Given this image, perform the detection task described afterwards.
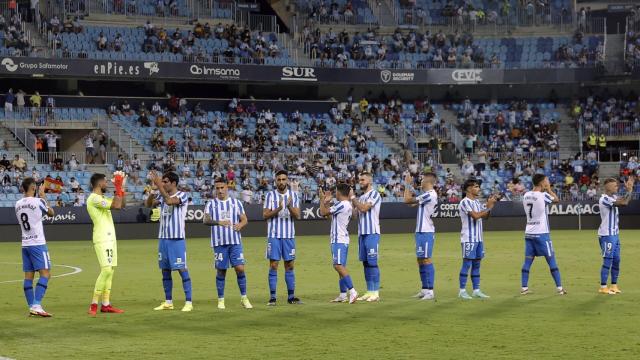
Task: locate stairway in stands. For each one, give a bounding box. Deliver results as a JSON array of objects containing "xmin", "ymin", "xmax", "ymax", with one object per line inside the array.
[
  {"xmin": 557, "ymin": 105, "xmax": 581, "ymax": 160},
  {"xmin": 0, "ymin": 124, "xmax": 34, "ymax": 160}
]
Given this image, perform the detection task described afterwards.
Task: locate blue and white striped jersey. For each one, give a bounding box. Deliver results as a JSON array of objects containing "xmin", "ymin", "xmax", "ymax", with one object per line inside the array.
[
  {"xmin": 156, "ymin": 191, "xmax": 189, "ymax": 239},
  {"xmin": 459, "ymin": 197, "xmax": 485, "ymax": 243},
  {"xmin": 523, "ymin": 191, "xmax": 553, "ymax": 234},
  {"xmin": 330, "ymin": 200, "xmax": 352, "ymax": 244},
  {"xmin": 415, "ymin": 189, "xmax": 438, "ymax": 233},
  {"xmin": 15, "ymin": 197, "xmax": 48, "ymax": 246},
  {"xmin": 263, "ymin": 189, "xmax": 299, "ymax": 239},
  {"xmin": 205, "ymin": 197, "xmax": 245, "ymax": 246},
  {"xmin": 357, "ymin": 189, "xmax": 381, "ymax": 235},
  {"xmin": 598, "ymin": 194, "xmax": 619, "ymax": 236}
]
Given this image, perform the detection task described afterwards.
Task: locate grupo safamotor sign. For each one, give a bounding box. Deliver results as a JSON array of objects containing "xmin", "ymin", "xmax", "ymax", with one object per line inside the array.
[
  {"xmin": 0, "ymin": 202, "xmax": 636, "ymax": 226},
  {"xmin": 0, "ymin": 57, "xmax": 598, "ymax": 84}
]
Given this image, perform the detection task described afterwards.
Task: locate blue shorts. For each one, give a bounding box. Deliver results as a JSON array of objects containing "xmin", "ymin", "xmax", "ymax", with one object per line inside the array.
[
  {"xmin": 415, "ymin": 232, "xmax": 435, "ymax": 259},
  {"xmin": 22, "ymin": 245, "xmax": 51, "ymax": 272},
  {"xmin": 461, "ymin": 242, "xmax": 484, "ymax": 260},
  {"xmin": 158, "ymin": 238, "xmax": 187, "ymax": 270},
  {"xmin": 525, "ymin": 233, "xmax": 554, "ymax": 257},
  {"xmin": 358, "ymin": 234, "xmax": 380, "ymax": 266},
  {"xmin": 331, "ymin": 243, "xmax": 349, "ymax": 265},
  {"xmin": 599, "ymin": 235, "xmax": 620, "ymax": 259},
  {"xmin": 266, "ymin": 238, "xmax": 296, "ymax": 261},
  {"xmin": 214, "ymin": 244, "xmax": 245, "ymax": 269}
]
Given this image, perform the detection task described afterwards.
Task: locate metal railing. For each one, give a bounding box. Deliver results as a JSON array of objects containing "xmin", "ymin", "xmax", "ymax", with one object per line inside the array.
[
  {"xmin": 389, "ymin": 3, "xmax": 585, "ymax": 34},
  {"xmin": 581, "ymin": 121, "xmax": 640, "ymax": 138},
  {"xmin": 474, "ymin": 151, "xmax": 559, "ymax": 163},
  {"xmin": 34, "ymin": 150, "xmax": 122, "ymax": 165},
  {"xmin": 144, "ymin": 147, "xmax": 390, "ymax": 165},
  {"xmin": 96, "ymin": 116, "xmax": 139, "ymax": 160},
  {"xmin": 311, "ymin": 55, "xmax": 605, "ymax": 70},
  {"xmin": 3, "ymin": 125, "xmax": 37, "ymax": 159},
  {"xmin": 620, "ymin": 150, "xmax": 640, "ymax": 164},
  {"xmin": 0, "ymin": 107, "xmax": 99, "ymax": 128},
  {"xmin": 407, "ymin": 123, "xmax": 451, "ymax": 141},
  {"xmin": 415, "ymin": 151, "xmax": 440, "ymax": 165},
  {"xmin": 40, "ymin": 0, "xmax": 238, "ymax": 25}
]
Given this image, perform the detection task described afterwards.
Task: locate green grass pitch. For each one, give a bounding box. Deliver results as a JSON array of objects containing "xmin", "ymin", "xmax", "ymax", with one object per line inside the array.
[{"xmin": 1, "ymin": 230, "xmax": 640, "ymax": 359}]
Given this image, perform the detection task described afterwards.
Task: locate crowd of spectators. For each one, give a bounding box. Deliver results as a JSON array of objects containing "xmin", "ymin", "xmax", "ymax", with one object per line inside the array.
[
  {"xmin": 108, "ymin": 95, "xmax": 381, "ymax": 160},
  {"xmin": 570, "ymin": 91, "xmax": 640, "ymax": 138},
  {"xmin": 303, "ymin": 26, "xmax": 498, "ymax": 69},
  {"xmin": 625, "ymin": 9, "xmax": 640, "ymax": 72},
  {"xmin": 305, "ymin": 0, "xmax": 359, "ymax": 24},
  {"xmin": 456, "ymin": 99, "xmax": 560, "ymax": 156},
  {"xmin": 1, "ymin": 12, "xmax": 31, "ymax": 53},
  {"xmin": 554, "ymin": 30, "xmax": 604, "ymax": 67}
]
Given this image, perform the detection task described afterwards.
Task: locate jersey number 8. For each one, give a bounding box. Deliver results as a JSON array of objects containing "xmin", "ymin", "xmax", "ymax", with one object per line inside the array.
[{"xmin": 20, "ymin": 213, "xmax": 31, "ymax": 231}]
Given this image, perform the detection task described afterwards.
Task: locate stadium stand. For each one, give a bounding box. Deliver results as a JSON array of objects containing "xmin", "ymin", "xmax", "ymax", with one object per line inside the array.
[
  {"xmin": 47, "ymin": 21, "xmax": 294, "ymax": 65},
  {"xmin": 298, "ymin": 0, "xmax": 379, "ymax": 25},
  {"xmin": 391, "ymin": 0, "xmax": 574, "ymax": 27},
  {"xmin": 303, "ymin": 26, "xmax": 604, "ymax": 69}
]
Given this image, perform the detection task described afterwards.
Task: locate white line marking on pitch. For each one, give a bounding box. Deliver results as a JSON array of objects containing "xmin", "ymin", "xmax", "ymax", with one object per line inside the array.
[
  {"xmin": 0, "ymin": 262, "xmax": 83, "ymax": 284},
  {"xmin": 1, "ymin": 357, "xmax": 17, "ymax": 360}
]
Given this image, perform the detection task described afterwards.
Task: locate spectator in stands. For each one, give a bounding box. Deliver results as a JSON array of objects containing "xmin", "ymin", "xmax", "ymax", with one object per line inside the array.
[
  {"xmin": 113, "ymin": 33, "xmax": 124, "ymax": 51},
  {"xmin": 138, "ymin": 110, "xmax": 150, "ymax": 127},
  {"xmin": 49, "ymin": 15, "xmax": 61, "ymax": 34},
  {"xmin": 11, "ymin": 154, "xmax": 26, "ymax": 172},
  {"xmin": 69, "ymin": 177, "xmax": 80, "ymax": 193},
  {"xmin": 0, "ymin": 155, "xmax": 11, "ymax": 170},
  {"xmin": 4, "ymin": 88, "xmax": 14, "ymax": 113},
  {"xmin": 53, "ymin": 156, "xmax": 64, "ymax": 171},
  {"xmin": 96, "ymin": 31, "xmax": 108, "ymax": 50}
]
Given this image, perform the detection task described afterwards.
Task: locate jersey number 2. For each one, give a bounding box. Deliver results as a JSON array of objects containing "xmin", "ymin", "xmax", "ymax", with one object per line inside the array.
[{"xmin": 20, "ymin": 213, "xmax": 31, "ymax": 231}]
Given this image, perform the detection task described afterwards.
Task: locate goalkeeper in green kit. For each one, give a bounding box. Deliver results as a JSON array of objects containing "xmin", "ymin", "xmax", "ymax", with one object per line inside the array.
[{"xmin": 86, "ymin": 171, "xmax": 127, "ymax": 316}]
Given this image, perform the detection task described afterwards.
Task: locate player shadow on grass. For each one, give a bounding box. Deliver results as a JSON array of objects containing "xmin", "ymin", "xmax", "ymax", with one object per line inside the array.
[{"xmin": 469, "ymin": 296, "xmax": 551, "ymax": 319}]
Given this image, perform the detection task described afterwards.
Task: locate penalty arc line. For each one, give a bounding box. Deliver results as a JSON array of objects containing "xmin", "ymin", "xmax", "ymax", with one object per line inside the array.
[{"xmin": 0, "ymin": 262, "xmax": 83, "ymax": 284}]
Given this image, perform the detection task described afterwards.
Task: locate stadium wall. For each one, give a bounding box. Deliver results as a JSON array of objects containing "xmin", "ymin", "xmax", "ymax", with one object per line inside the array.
[
  {"xmin": 2, "ymin": 201, "xmax": 640, "ymax": 241},
  {"xmin": 2, "ymin": 216, "xmax": 640, "ymax": 242}
]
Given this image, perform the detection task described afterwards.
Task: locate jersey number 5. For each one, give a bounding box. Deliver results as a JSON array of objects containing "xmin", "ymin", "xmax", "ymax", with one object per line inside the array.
[{"xmin": 20, "ymin": 213, "xmax": 31, "ymax": 231}]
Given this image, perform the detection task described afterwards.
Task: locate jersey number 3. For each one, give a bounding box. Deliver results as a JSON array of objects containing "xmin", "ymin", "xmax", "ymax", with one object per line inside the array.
[{"xmin": 20, "ymin": 213, "xmax": 31, "ymax": 231}]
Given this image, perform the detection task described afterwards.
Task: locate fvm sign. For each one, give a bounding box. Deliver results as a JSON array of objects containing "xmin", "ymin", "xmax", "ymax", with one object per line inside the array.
[
  {"xmin": 451, "ymin": 69, "xmax": 483, "ymax": 84},
  {"xmin": 281, "ymin": 67, "xmax": 317, "ymax": 82}
]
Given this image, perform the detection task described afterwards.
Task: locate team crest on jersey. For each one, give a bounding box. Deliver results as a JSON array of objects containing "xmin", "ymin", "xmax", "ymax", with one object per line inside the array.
[{"xmin": 176, "ymin": 257, "xmax": 182, "ymax": 264}]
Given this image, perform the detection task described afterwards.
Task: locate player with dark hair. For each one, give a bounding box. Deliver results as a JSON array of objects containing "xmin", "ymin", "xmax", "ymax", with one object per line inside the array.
[
  {"xmin": 146, "ymin": 171, "xmax": 193, "ymax": 312},
  {"xmin": 320, "ymin": 183, "xmax": 358, "ymax": 304},
  {"xmin": 352, "ymin": 172, "xmax": 382, "ymax": 302},
  {"xmin": 404, "ymin": 172, "xmax": 438, "ymax": 300},
  {"xmin": 86, "ymin": 171, "xmax": 127, "ymax": 316},
  {"xmin": 15, "ymin": 177, "xmax": 55, "ymax": 317},
  {"xmin": 521, "ymin": 174, "xmax": 566, "ymax": 295},
  {"xmin": 597, "ymin": 176, "xmax": 635, "ymax": 294},
  {"xmin": 204, "ymin": 177, "xmax": 252, "ymax": 309},
  {"xmin": 263, "ymin": 170, "xmax": 302, "ymax": 305},
  {"xmin": 458, "ymin": 179, "xmax": 497, "ymax": 299}
]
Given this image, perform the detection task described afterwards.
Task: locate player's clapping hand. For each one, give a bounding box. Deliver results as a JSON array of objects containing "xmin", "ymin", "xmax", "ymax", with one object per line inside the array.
[
  {"xmin": 111, "ymin": 171, "xmax": 127, "ymax": 188},
  {"xmin": 218, "ymin": 220, "xmax": 231, "ymax": 227},
  {"xmin": 625, "ymin": 176, "xmax": 635, "ymax": 193},
  {"xmin": 286, "ymin": 196, "xmax": 293, "ymax": 208},
  {"xmin": 486, "ymin": 195, "xmax": 498, "ymax": 208},
  {"xmin": 38, "ymin": 183, "xmax": 46, "ymax": 199},
  {"xmin": 232, "ymin": 223, "xmax": 243, "ymax": 231},
  {"xmin": 150, "ymin": 171, "xmax": 162, "ymax": 187},
  {"xmin": 404, "ymin": 174, "xmax": 413, "ymax": 186}
]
